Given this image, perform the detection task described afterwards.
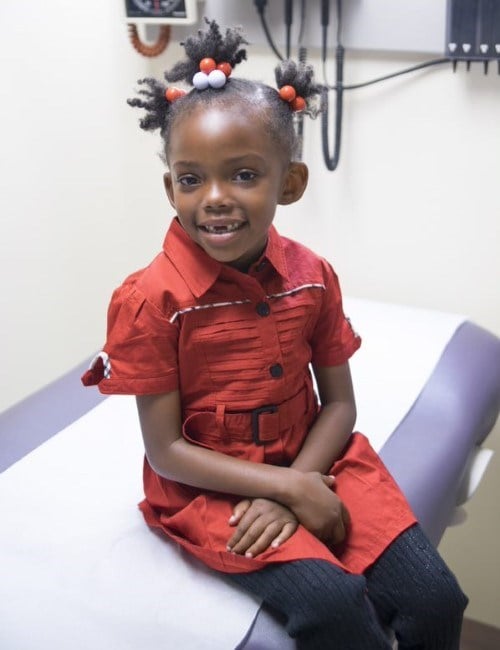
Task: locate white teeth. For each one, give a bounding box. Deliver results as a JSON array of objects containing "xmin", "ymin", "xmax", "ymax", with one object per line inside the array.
[{"xmin": 203, "ymin": 223, "xmax": 242, "ymax": 234}]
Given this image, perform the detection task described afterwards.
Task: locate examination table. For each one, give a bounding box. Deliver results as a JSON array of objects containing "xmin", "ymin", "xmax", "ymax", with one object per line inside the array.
[{"xmin": 1, "ymin": 298, "xmax": 499, "ymax": 650}]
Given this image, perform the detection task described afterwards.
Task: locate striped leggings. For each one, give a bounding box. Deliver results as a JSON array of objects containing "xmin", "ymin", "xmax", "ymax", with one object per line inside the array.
[{"xmin": 228, "ymin": 524, "xmax": 468, "ymax": 650}]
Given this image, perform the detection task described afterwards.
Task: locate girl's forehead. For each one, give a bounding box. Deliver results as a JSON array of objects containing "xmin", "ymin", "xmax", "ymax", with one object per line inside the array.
[
  {"xmin": 175, "ymin": 102, "xmax": 267, "ymax": 133},
  {"xmin": 166, "ymin": 99, "xmax": 292, "ymax": 165},
  {"xmin": 170, "ymin": 104, "xmax": 275, "ymax": 154}
]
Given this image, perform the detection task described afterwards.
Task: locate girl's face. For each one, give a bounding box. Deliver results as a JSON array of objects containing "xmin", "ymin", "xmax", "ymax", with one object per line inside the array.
[{"xmin": 163, "ymin": 104, "xmax": 307, "ymax": 272}]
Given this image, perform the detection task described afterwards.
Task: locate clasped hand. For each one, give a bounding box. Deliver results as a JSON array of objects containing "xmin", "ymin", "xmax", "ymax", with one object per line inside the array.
[
  {"xmin": 227, "ymin": 472, "xmax": 350, "ymax": 558},
  {"xmin": 227, "ymin": 497, "xmax": 298, "ymax": 558}
]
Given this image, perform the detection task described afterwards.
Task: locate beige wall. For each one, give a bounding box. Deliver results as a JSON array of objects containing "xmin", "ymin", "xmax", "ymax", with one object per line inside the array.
[{"xmin": 1, "ymin": 0, "xmax": 499, "ymax": 627}]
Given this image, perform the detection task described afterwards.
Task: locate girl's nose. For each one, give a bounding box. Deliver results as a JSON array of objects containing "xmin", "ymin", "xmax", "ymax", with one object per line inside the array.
[{"xmin": 204, "ymin": 180, "xmax": 230, "ymax": 210}]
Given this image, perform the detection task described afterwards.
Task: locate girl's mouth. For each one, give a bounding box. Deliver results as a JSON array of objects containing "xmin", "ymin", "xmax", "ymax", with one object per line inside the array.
[{"xmin": 199, "ymin": 222, "xmax": 245, "ymax": 234}]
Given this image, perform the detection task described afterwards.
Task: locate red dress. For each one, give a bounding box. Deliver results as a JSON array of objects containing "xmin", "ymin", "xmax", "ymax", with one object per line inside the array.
[{"xmin": 83, "ymin": 218, "xmax": 416, "ymax": 574}]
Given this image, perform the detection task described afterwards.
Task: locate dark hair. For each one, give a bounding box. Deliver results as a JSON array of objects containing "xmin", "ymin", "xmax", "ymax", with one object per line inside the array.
[{"xmin": 127, "ymin": 18, "xmax": 321, "ymax": 162}]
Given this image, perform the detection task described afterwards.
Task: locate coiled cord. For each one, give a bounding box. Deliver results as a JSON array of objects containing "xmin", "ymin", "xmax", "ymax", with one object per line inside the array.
[{"xmin": 128, "ymin": 24, "xmax": 171, "ymax": 58}]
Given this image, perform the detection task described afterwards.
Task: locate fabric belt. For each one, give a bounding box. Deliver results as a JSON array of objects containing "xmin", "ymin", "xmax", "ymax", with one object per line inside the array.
[{"xmin": 185, "ymin": 385, "xmax": 311, "ymax": 446}]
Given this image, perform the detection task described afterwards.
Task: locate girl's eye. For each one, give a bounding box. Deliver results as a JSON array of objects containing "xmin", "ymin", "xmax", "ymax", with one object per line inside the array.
[
  {"xmin": 234, "ymin": 170, "xmax": 257, "ymax": 182},
  {"xmin": 177, "ymin": 175, "xmax": 200, "ymax": 187}
]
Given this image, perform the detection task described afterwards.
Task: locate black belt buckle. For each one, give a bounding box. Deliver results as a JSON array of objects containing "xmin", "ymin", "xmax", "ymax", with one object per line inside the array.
[{"xmin": 251, "ymin": 405, "xmax": 278, "ymax": 445}]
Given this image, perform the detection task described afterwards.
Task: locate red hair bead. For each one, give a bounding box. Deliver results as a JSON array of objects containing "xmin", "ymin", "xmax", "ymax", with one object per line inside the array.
[
  {"xmin": 199, "ymin": 57, "xmax": 216, "ymax": 74},
  {"xmin": 165, "ymin": 87, "xmax": 186, "ymax": 102},
  {"xmin": 279, "ymin": 85, "xmax": 297, "ymax": 103},
  {"xmin": 291, "ymin": 96, "xmax": 306, "ymax": 112},
  {"xmin": 216, "ymin": 62, "xmax": 232, "ymax": 77}
]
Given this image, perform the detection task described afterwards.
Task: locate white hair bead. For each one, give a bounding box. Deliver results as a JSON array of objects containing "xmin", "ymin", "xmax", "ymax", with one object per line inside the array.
[
  {"xmin": 193, "ymin": 71, "xmax": 209, "ymax": 90},
  {"xmin": 208, "ymin": 69, "xmax": 227, "ymax": 89}
]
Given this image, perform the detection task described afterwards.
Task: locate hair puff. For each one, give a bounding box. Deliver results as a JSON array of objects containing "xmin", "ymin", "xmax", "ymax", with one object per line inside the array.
[
  {"xmin": 165, "ymin": 17, "xmax": 248, "ymax": 84},
  {"xmin": 275, "ymin": 60, "xmax": 322, "ymax": 115},
  {"xmin": 126, "ymin": 77, "xmax": 169, "ymax": 135}
]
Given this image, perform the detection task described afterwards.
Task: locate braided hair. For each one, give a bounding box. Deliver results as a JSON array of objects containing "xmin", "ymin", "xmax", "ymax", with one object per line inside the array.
[{"xmin": 127, "ymin": 18, "xmax": 321, "ymax": 162}]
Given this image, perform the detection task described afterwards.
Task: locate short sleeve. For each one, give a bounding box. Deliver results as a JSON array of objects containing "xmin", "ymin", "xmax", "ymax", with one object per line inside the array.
[
  {"xmin": 310, "ymin": 262, "xmax": 361, "ymax": 367},
  {"xmin": 82, "ymin": 280, "xmax": 179, "ymax": 395}
]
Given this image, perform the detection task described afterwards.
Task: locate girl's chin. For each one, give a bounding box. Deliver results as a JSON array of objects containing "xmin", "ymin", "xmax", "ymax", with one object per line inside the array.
[
  {"xmin": 195, "ymin": 229, "xmax": 266, "ymax": 271},
  {"xmin": 203, "ymin": 248, "xmax": 257, "ymax": 272}
]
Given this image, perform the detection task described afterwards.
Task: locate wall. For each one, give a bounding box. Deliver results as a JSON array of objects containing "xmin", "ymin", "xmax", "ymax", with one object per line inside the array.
[
  {"xmin": 1, "ymin": 0, "xmax": 499, "ymax": 627},
  {"xmin": 0, "ymin": 1, "xmax": 173, "ymax": 411}
]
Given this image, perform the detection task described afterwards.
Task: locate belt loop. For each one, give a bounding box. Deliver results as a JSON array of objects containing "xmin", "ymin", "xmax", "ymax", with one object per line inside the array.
[{"xmin": 216, "ymin": 404, "xmax": 227, "ymax": 435}]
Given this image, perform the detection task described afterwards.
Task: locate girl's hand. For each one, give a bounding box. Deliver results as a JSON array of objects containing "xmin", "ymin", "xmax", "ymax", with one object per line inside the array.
[
  {"xmin": 227, "ymin": 498, "xmax": 298, "ymax": 558},
  {"xmin": 287, "ymin": 472, "xmax": 350, "ymax": 546}
]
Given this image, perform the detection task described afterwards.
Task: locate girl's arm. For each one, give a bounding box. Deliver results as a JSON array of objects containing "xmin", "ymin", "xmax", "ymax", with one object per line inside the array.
[
  {"xmin": 291, "ymin": 362, "xmax": 356, "ymax": 474},
  {"xmin": 227, "ymin": 363, "xmax": 355, "ymax": 554},
  {"xmin": 136, "ymin": 391, "xmax": 334, "ymax": 510}
]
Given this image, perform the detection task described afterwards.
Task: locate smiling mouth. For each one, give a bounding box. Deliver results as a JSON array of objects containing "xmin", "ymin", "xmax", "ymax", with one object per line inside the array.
[{"xmin": 199, "ymin": 222, "xmax": 246, "ymax": 234}]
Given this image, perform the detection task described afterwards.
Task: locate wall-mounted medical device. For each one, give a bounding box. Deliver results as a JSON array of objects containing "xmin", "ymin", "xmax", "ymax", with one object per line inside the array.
[
  {"xmin": 446, "ymin": 0, "xmax": 500, "ymax": 71},
  {"xmin": 124, "ymin": 0, "xmax": 199, "ymax": 57},
  {"xmin": 124, "ymin": 0, "xmax": 199, "ymax": 25}
]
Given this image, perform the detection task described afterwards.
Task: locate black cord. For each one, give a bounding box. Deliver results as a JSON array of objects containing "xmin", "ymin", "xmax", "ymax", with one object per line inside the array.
[
  {"xmin": 321, "ymin": 0, "xmax": 344, "ymax": 171},
  {"xmin": 337, "ymin": 58, "xmax": 452, "ymax": 91},
  {"xmin": 298, "ymin": 0, "xmax": 306, "ymax": 44},
  {"xmin": 254, "ymin": 0, "xmax": 284, "ymax": 61},
  {"xmin": 319, "ymin": 4, "xmax": 449, "ymax": 170},
  {"xmin": 285, "ymin": 0, "xmax": 293, "ymax": 59},
  {"xmin": 295, "ymin": 0, "xmax": 308, "ymax": 161}
]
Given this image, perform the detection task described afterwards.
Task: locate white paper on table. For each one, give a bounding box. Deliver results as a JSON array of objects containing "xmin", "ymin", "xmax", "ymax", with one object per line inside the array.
[
  {"xmin": 344, "ymin": 297, "xmax": 465, "ymax": 451},
  {"xmin": 0, "ymin": 396, "xmax": 260, "ymax": 650}
]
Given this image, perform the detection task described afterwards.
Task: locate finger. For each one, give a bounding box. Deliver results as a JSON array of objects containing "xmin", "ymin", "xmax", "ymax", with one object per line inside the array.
[
  {"xmin": 227, "ymin": 507, "xmax": 262, "ymax": 550},
  {"xmin": 228, "ymin": 499, "xmax": 252, "ymax": 526},
  {"xmin": 242, "ymin": 521, "xmax": 285, "ymax": 558},
  {"xmin": 247, "ymin": 520, "xmax": 298, "ymax": 557},
  {"xmin": 270, "ymin": 521, "xmax": 298, "ymax": 550},
  {"xmin": 230, "ymin": 519, "xmax": 270, "ymax": 555}
]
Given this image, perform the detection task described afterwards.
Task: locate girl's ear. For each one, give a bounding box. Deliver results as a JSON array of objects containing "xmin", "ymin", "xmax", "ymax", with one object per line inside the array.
[
  {"xmin": 279, "ymin": 162, "xmax": 308, "ymax": 205},
  {"xmin": 163, "ymin": 172, "xmax": 176, "ymax": 208}
]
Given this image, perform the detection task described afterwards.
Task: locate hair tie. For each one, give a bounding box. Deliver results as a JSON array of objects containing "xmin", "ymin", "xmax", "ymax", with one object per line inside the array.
[
  {"xmin": 278, "ymin": 85, "xmax": 306, "ymax": 112},
  {"xmin": 192, "ymin": 57, "xmax": 232, "ymax": 90}
]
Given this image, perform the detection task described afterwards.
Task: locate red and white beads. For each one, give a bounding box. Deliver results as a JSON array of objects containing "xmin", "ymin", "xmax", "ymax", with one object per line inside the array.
[
  {"xmin": 164, "ymin": 57, "xmax": 233, "ymax": 101},
  {"xmin": 193, "ymin": 58, "xmax": 232, "ymax": 90}
]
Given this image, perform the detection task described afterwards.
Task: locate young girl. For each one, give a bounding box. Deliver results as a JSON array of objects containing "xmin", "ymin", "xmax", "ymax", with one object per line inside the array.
[{"xmin": 83, "ymin": 19, "xmax": 467, "ymax": 649}]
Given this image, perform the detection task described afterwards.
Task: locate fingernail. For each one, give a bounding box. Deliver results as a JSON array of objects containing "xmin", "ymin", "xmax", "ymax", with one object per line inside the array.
[
  {"xmin": 228, "ymin": 515, "xmax": 236, "ymax": 524},
  {"xmin": 271, "ymin": 541, "xmax": 280, "ymax": 548},
  {"xmin": 245, "ymin": 551, "xmax": 253, "ymax": 558}
]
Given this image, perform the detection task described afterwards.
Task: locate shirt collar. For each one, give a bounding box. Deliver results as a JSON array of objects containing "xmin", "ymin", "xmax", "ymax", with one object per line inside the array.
[
  {"xmin": 261, "ymin": 223, "xmax": 289, "ymax": 281},
  {"xmin": 163, "ymin": 218, "xmax": 289, "ymax": 298}
]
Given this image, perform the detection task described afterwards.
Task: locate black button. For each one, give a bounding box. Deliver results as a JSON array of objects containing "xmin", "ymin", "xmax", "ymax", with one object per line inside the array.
[
  {"xmin": 269, "ymin": 363, "xmax": 283, "ymax": 378},
  {"xmin": 256, "ymin": 301, "xmax": 270, "ymax": 317}
]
